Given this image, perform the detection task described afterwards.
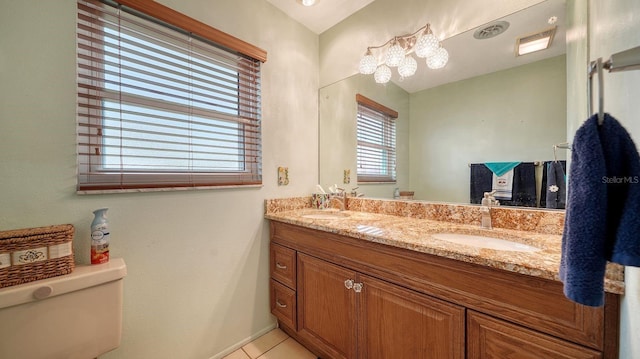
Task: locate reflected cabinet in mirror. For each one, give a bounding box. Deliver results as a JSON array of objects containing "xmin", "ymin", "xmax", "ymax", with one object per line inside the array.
[{"xmin": 319, "ymin": 0, "xmax": 569, "ymax": 209}]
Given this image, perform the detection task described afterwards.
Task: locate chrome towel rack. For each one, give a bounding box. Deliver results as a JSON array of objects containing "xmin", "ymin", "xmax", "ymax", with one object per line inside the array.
[
  {"xmin": 588, "ymin": 45, "xmax": 640, "ymax": 125},
  {"xmin": 553, "ymin": 142, "xmax": 572, "ymax": 162}
]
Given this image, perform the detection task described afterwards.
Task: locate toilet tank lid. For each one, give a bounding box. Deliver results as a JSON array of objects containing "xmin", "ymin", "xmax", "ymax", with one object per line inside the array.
[{"xmin": 0, "ymin": 257, "xmax": 127, "ymax": 310}]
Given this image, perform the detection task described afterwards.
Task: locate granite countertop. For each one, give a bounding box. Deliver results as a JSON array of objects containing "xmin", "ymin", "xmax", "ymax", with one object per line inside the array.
[{"xmin": 266, "ymin": 208, "xmax": 625, "ymax": 295}]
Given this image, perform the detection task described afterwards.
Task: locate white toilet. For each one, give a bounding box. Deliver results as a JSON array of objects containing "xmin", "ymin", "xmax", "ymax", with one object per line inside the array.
[{"xmin": 0, "ymin": 258, "xmax": 127, "ymax": 359}]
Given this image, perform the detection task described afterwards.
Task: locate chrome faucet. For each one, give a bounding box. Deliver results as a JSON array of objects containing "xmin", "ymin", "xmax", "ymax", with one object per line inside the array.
[
  {"xmin": 330, "ymin": 188, "xmax": 347, "ymax": 211},
  {"xmin": 481, "ymin": 191, "xmax": 499, "ymax": 229}
]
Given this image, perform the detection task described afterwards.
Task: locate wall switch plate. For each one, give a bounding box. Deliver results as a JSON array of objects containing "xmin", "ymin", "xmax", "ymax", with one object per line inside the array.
[
  {"xmin": 343, "ymin": 169, "xmax": 351, "ymax": 184},
  {"xmin": 278, "ymin": 167, "xmax": 289, "ymax": 185}
]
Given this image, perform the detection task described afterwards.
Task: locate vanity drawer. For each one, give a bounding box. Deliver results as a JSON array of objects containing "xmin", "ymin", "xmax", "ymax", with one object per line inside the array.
[
  {"xmin": 270, "ymin": 279, "xmax": 297, "ymax": 330},
  {"xmin": 467, "ymin": 311, "xmax": 601, "ymax": 359},
  {"xmin": 270, "ymin": 243, "xmax": 296, "ymax": 289}
]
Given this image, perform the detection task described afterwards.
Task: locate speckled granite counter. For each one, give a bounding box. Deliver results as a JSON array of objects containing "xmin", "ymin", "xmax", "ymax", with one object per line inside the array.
[{"xmin": 265, "ymin": 197, "xmax": 624, "ymax": 295}]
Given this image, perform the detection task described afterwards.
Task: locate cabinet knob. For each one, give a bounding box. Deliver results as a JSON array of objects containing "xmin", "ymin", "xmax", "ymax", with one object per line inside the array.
[
  {"xmin": 276, "ymin": 300, "xmax": 287, "ymax": 308},
  {"xmin": 353, "ymin": 282, "xmax": 363, "ymax": 293},
  {"xmin": 344, "ymin": 279, "xmax": 354, "ymax": 289},
  {"xmin": 276, "ymin": 262, "xmax": 287, "ymax": 270}
]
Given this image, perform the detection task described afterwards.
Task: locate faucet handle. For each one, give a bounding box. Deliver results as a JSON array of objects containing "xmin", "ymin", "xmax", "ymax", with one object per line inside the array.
[
  {"xmin": 484, "ymin": 190, "xmax": 497, "ymax": 198},
  {"xmin": 483, "ymin": 191, "xmax": 499, "ymax": 207}
]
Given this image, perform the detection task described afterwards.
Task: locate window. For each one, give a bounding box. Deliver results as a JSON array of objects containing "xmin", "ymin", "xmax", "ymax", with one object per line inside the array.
[
  {"xmin": 76, "ymin": 0, "xmax": 266, "ymax": 192},
  {"xmin": 356, "ymin": 94, "xmax": 398, "ymax": 183}
]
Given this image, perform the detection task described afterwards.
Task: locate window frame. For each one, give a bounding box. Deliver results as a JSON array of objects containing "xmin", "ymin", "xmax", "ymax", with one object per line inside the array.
[
  {"xmin": 355, "ymin": 94, "xmax": 398, "ymax": 183},
  {"xmin": 76, "ymin": 0, "xmax": 266, "ymax": 193}
]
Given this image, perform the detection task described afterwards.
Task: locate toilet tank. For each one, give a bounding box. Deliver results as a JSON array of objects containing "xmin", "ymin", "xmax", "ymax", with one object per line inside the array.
[{"xmin": 0, "ymin": 258, "xmax": 127, "ymax": 359}]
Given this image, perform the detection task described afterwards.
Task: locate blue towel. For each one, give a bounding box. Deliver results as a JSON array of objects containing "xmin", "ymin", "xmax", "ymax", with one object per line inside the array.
[
  {"xmin": 560, "ymin": 114, "xmax": 640, "ymax": 307},
  {"xmin": 545, "ymin": 161, "xmax": 566, "ymax": 209},
  {"xmin": 484, "ymin": 162, "xmax": 521, "ymax": 177},
  {"xmin": 470, "ymin": 163, "xmax": 537, "ymax": 207},
  {"xmin": 540, "ymin": 160, "xmax": 567, "ymax": 208}
]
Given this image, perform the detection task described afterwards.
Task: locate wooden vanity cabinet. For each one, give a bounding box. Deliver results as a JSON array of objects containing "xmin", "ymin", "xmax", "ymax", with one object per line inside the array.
[
  {"xmin": 357, "ymin": 273, "xmax": 464, "ymax": 359},
  {"xmin": 296, "ymin": 253, "xmax": 464, "ymax": 359},
  {"xmin": 269, "ymin": 243, "xmax": 297, "ymax": 329},
  {"xmin": 269, "ymin": 221, "xmax": 620, "ymax": 359},
  {"xmin": 467, "ymin": 311, "xmax": 602, "ymax": 359},
  {"xmin": 297, "ymin": 253, "xmax": 357, "ymax": 359}
]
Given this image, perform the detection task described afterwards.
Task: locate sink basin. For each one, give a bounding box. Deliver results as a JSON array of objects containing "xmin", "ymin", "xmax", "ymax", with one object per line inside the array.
[
  {"xmin": 301, "ymin": 210, "xmax": 350, "ymax": 220},
  {"xmin": 432, "ymin": 233, "xmax": 541, "ymax": 253}
]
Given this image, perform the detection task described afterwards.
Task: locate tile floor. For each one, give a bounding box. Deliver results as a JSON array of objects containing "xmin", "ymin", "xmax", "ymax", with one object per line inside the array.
[{"xmin": 223, "ymin": 328, "xmax": 317, "ymax": 359}]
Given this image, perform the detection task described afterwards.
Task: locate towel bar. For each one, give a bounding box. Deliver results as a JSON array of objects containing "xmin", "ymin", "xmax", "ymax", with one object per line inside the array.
[{"xmin": 588, "ymin": 45, "xmax": 640, "ymax": 125}]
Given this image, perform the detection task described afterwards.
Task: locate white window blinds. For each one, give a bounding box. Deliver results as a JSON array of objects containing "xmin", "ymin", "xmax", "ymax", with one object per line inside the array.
[
  {"xmin": 77, "ymin": 0, "xmax": 264, "ymax": 192},
  {"xmin": 356, "ymin": 94, "xmax": 398, "ymax": 183}
]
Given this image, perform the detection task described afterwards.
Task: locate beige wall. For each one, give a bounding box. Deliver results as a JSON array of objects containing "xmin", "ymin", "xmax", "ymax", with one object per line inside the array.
[
  {"xmin": 579, "ymin": 1, "xmax": 640, "ymax": 357},
  {"xmin": 408, "ymin": 55, "xmax": 567, "ymax": 203},
  {"xmin": 0, "ymin": 1, "xmax": 318, "ymax": 358},
  {"xmin": 319, "ymin": 75, "xmax": 410, "ymax": 198}
]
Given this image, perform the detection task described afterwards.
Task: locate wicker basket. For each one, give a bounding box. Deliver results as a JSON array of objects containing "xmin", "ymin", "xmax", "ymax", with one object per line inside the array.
[{"xmin": 0, "ymin": 224, "xmax": 75, "ymax": 288}]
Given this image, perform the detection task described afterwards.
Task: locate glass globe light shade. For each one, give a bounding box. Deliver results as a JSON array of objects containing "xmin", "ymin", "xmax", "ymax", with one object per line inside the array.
[
  {"xmin": 385, "ymin": 43, "xmax": 405, "ymax": 67},
  {"xmin": 414, "ymin": 32, "xmax": 440, "ymax": 58},
  {"xmin": 374, "ymin": 65, "xmax": 392, "ymax": 84},
  {"xmin": 397, "ymin": 55, "xmax": 417, "ymax": 78},
  {"xmin": 427, "ymin": 47, "xmax": 449, "ymax": 69},
  {"xmin": 359, "ymin": 53, "xmax": 377, "ymax": 75}
]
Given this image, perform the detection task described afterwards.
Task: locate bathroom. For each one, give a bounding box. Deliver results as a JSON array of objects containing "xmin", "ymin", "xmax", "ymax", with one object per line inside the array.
[{"xmin": 0, "ymin": 0, "xmax": 638, "ymax": 358}]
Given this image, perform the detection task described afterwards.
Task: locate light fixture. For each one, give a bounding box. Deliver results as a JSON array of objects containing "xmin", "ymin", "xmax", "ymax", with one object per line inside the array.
[
  {"xmin": 427, "ymin": 47, "xmax": 449, "ymax": 69},
  {"xmin": 516, "ymin": 26, "xmax": 556, "ymax": 56},
  {"xmin": 374, "ymin": 65, "xmax": 392, "ymax": 84},
  {"xmin": 358, "ymin": 50, "xmax": 377, "ymax": 74},
  {"xmin": 359, "ymin": 23, "xmax": 448, "ymax": 83},
  {"xmin": 398, "ymin": 55, "xmax": 418, "ymax": 78},
  {"xmin": 299, "ymin": 0, "xmax": 316, "ymax": 6}
]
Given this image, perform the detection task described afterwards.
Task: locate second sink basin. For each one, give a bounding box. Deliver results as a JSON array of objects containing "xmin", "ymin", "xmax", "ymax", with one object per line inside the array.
[{"xmin": 432, "ymin": 233, "xmax": 541, "ymax": 252}]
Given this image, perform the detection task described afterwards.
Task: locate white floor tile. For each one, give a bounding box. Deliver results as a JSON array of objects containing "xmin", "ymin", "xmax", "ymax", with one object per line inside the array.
[
  {"xmin": 257, "ymin": 337, "xmax": 316, "ymax": 359},
  {"xmin": 223, "ymin": 348, "xmax": 251, "ymax": 359},
  {"xmin": 242, "ymin": 328, "xmax": 289, "ymax": 358}
]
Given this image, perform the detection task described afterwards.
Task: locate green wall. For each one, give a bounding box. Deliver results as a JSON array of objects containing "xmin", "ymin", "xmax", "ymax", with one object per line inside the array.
[{"xmin": 409, "ymin": 55, "xmax": 567, "ymax": 203}]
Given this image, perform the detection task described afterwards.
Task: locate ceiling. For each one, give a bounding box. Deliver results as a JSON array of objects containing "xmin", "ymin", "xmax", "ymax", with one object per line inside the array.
[
  {"xmin": 396, "ymin": 0, "xmax": 566, "ymax": 93},
  {"xmin": 267, "ymin": 0, "xmax": 566, "ymax": 93},
  {"xmin": 265, "ymin": 0, "xmax": 375, "ymax": 34}
]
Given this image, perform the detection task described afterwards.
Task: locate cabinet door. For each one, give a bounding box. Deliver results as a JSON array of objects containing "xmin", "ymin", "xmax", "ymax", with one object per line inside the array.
[
  {"xmin": 467, "ymin": 311, "xmax": 602, "ymax": 359},
  {"xmin": 297, "ymin": 253, "xmax": 357, "ymax": 359},
  {"xmin": 358, "ymin": 274, "xmax": 465, "ymax": 359}
]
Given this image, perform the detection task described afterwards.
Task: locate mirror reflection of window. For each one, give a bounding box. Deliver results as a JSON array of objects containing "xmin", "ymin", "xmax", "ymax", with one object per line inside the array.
[{"xmin": 356, "ymin": 94, "xmax": 398, "ymax": 183}]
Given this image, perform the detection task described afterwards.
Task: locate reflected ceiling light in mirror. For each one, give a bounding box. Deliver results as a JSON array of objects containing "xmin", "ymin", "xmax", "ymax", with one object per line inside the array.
[
  {"xmin": 374, "ymin": 65, "xmax": 392, "ymax": 84},
  {"xmin": 359, "ymin": 23, "xmax": 448, "ymax": 83},
  {"xmin": 398, "ymin": 55, "xmax": 418, "ymax": 77},
  {"xmin": 427, "ymin": 47, "xmax": 449, "ymax": 69},
  {"xmin": 299, "ymin": 0, "xmax": 316, "ymax": 6},
  {"xmin": 385, "ymin": 41, "xmax": 406, "ymax": 67},
  {"xmin": 516, "ymin": 26, "xmax": 556, "ymax": 56}
]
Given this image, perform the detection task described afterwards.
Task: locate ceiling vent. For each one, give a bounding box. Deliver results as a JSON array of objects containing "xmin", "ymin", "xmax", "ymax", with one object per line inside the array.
[{"xmin": 473, "ymin": 21, "xmax": 510, "ymax": 40}]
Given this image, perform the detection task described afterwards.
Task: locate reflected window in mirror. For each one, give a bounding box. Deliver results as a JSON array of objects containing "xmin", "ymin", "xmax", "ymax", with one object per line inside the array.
[{"xmin": 356, "ymin": 94, "xmax": 398, "ymax": 183}]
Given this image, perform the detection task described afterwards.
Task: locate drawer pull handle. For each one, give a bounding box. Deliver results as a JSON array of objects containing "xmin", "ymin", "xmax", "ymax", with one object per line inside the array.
[
  {"xmin": 344, "ymin": 279, "xmax": 354, "ymax": 289},
  {"xmin": 276, "ymin": 300, "xmax": 287, "ymax": 308},
  {"xmin": 353, "ymin": 282, "xmax": 363, "ymax": 293},
  {"xmin": 276, "ymin": 262, "xmax": 287, "ymax": 270}
]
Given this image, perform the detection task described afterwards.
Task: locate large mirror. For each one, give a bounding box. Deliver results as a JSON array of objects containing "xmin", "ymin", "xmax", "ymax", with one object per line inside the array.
[{"xmin": 319, "ymin": 0, "xmax": 569, "ymax": 208}]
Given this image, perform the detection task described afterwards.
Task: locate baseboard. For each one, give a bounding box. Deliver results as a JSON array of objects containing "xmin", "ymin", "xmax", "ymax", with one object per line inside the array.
[{"xmin": 207, "ymin": 322, "xmax": 278, "ymax": 359}]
